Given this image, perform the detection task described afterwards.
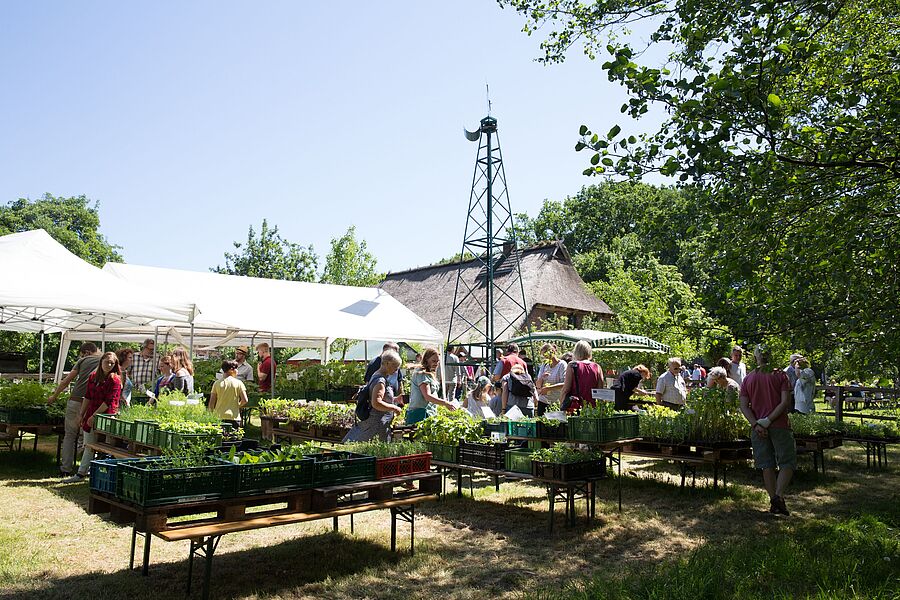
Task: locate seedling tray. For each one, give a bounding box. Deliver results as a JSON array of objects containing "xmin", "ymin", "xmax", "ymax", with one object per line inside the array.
[
  {"xmin": 375, "ymin": 453, "xmax": 432, "ymax": 479},
  {"xmin": 507, "ymin": 421, "xmax": 537, "ymax": 438},
  {"xmin": 568, "ymin": 414, "xmax": 639, "ymax": 442},
  {"xmin": 305, "ymin": 450, "xmax": 376, "ymax": 486},
  {"xmin": 117, "ymin": 458, "xmax": 237, "ymax": 507},
  {"xmin": 505, "ymin": 449, "xmax": 533, "ymax": 474},
  {"xmin": 481, "ymin": 421, "xmax": 507, "ymax": 436},
  {"xmin": 231, "ymin": 453, "xmax": 315, "ymax": 495},
  {"xmin": 536, "ymin": 421, "xmax": 568, "ymax": 440},
  {"xmin": 424, "ymin": 442, "xmax": 458, "ymax": 464},
  {"xmin": 157, "ymin": 430, "xmax": 223, "ymax": 450},
  {"xmin": 0, "ymin": 406, "xmax": 47, "ymax": 425},
  {"xmin": 459, "ymin": 441, "xmax": 509, "ymax": 470},
  {"xmin": 89, "ymin": 458, "xmax": 139, "ymax": 496},
  {"xmin": 531, "ymin": 457, "xmax": 606, "ymax": 481},
  {"xmin": 133, "ymin": 420, "xmax": 159, "ymax": 446},
  {"xmin": 92, "ymin": 414, "xmax": 117, "ymax": 435}
]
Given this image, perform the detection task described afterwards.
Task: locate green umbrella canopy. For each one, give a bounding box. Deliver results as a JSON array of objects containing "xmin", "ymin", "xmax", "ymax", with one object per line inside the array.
[{"xmin": 505, "ymin": 329, "xmax": 670, "ymax": 354}]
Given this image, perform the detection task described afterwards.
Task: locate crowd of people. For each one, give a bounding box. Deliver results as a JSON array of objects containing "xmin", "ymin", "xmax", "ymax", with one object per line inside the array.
[{"xmin": 47, "ymin": 338, "xmax": 277, "ymax": 481}]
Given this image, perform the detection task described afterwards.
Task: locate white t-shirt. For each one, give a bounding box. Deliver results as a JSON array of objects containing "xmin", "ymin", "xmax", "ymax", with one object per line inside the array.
[
  {"xmin": 728, "ymin": 361, "xmax": 747, "ymax": 386},
  {"xmin": 536, "ymin": 360, "xmax": 567, "ymax": 404}
]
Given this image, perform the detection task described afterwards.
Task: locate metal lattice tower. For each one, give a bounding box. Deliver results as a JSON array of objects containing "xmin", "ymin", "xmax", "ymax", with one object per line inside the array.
[{"xmin": 447, "ymin": 115, "xmax": 529, "ymax": 364}]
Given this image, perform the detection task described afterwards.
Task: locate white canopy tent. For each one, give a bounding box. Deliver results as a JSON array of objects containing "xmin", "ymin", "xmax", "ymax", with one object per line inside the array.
[
  {"xmin": 0, "ymin": 229, "xmax": 198, "ymax": 380},
  {"xmin": 87, "ymin": 263, "xmax": 444, "ymax": 348},
  {"xmin": 506, "ymin": 329, "xmax": 671, "ymax": 354}
]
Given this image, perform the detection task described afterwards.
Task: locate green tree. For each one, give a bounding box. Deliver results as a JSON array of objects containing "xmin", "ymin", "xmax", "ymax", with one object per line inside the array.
[
  {"xmin": 320, "ymin": 226, "xmax": 381, "ymax": 360},
  {"xmin": 214, "ymin": 219, "xmax": 318, "ymax": 282},
  {"xmin": 0, "ymin": 194, "xmax": 122, "ymax": 266},
  {"xmin": 501, "ymin": 0, "xmax": 900, "ymax": 376},
  {"xmin": 0, "ymin": 194, "xmax": 123, "ymax": 372},
  {"xmin": 320, "ymin": 226, "xmax": 381, "ymax": 287}
]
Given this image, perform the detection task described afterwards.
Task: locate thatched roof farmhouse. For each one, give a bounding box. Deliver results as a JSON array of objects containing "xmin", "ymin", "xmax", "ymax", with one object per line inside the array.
[{"xmin": 380, "ymin": 241, "xmax": 613, "ymax": 344}]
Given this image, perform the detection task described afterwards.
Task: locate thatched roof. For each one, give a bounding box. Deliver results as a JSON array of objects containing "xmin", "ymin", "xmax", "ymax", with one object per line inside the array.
[{"xmin": 379, "ymin": 241, "xmax": 613, "ymax": 344}]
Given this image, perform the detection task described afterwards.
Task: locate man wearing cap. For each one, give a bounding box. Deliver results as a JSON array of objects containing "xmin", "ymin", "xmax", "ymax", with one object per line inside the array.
[
  {"xmin": 216, "ymin": 347, "xmax": 254, "ymax": 382},
  {"xmin": 784, "ymin": 353, "xmax": 802, "ymax": 389},
  {"xmin": 740, "ymin": 344, "xmax": 796, "ymax": 516}
]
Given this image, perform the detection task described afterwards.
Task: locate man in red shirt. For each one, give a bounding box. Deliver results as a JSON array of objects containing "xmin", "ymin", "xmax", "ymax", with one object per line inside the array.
[
  {"xmin": 256, "ymin": 343, "xmax": 276, "ymax": 394},
  {"xmin": 491, "ymin": 343, "xmax": 527, "ymax": 383},
  {"xmin": 740, "ymin": 344, "xmax": 796, "ymax": 515}
]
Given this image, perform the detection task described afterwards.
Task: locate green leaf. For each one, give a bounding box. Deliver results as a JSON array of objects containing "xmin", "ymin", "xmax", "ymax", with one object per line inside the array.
[
  {"xmin": 579, "ymin": 125, "xmax": 589, "ymax": 136},
  {"xmin": 590, "ymin": 153, "xmax": 600, "ymax": 165},
  {"xmin": 607, "ymin": 124, "xmax": 621, "ymax": 139},
  {"xmin": 767, "ymin": 93, "xmax": 782, "ymax": 107}
]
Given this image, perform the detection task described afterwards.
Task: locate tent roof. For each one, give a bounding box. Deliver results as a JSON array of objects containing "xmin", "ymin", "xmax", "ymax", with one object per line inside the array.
[
  {"xmin": 92, "ymin": 263, "xmax": 443, "ymax": 347},
  {"xmin": 288, "ymin": 341, "xmax": 418, "ymax": 363},
  {"xmin": 506, "ymin": 329, "xmax": 670, "ymax": 353},
  {"xmin": 0, "ymin": 229, "xmax": 196, "ymax": 334}
]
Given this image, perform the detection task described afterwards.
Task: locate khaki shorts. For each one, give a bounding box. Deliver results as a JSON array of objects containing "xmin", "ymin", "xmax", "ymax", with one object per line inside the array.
[{"xmin": 751, "ymin": 427, "xmax": 797, "ymax": 470}]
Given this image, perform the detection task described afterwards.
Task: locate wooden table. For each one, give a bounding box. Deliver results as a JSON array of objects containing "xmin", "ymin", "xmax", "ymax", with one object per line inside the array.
[
  {"xmin": 0, "ymin": 422, "xmax": 59, "ymax": 452},
  {"xmin": 620, "ymin": 440, "xmax": 752, "ymax": 489},
  {"xmin": 89, "ymin": 472, "xmax": 441, "ymax": 600},
  {"xmin": 794, "ymin": 435, "xmax": 843, "ymax": 476},
  {"xmin": 431, "ymin": 458, "xmax": 611, "ymax": 532},
  {"xmin": 844, "ymin": 436, "xmax": 895, "ymax": 468}
]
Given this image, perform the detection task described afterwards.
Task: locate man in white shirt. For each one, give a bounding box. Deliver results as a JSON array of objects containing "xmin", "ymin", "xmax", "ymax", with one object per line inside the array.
[
  {"xmin": 217, "ymin": 346, "xmax": 254, "ymax": 382},
  {"xmin": 728, "ymin": 346, "xmax": 747, "ymax": 386},
  {"xmin": 656, "ymin": 357, "xmax": 687, "ymax": 407}
]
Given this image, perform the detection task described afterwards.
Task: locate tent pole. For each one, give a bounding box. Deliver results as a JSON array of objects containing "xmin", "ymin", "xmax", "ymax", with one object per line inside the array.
[
  {"xmin": 189, "ymin": 324, "xmax": 194, "ymax": 360},
  {"xmin": 438, "ymin": 342, "xmax": 446, "ymax": 400},
  {"xmin": 323, "ymin": 339, "xmax": 331, "ymax": 365},
  {"xmin": 54, "ymin": 331, "xmax": 71, "ymax": 384},
  {"xmin": 38, "ymin": 330, "xmax": 44, "ymax": 384},
  {"xmin": 270, "ymin": 332, "xmax": 275, "ymax": 399},
  {"xmin": 153, "ymin": 327, "xmax": 159, "ymax": 384},
  {"xmin": 101, "ymin": 315, "xmax": 106, "ymax": 353}
]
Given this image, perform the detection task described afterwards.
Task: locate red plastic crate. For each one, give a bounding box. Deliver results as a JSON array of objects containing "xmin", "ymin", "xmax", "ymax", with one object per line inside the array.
[{"xmin": 375, "ymin": 452, "xmax": 432, "ymax": 479}]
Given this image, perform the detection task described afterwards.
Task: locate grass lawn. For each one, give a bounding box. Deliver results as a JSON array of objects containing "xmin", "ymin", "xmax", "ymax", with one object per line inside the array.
[{"xmin": 0, "ymin": 430, "xmax": 897, "ymax": 599}]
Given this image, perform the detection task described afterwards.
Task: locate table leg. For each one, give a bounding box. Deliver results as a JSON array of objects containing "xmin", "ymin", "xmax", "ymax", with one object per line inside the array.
[
  {"xmin": 187, "ymin": 539, "xmax": 197, "ymax": 594},
  {"xmin": 548, "ymin": 486, "xmax": 555, "ymax": 534},
  {"xmin": 866, "ymin": 442, "xmax": 872, "ymax": 468},
  {"xmin": 457, "ymin": 468, "xmax": 462, "ymax": 498},
  {"xmin": 821, "ymin": 450, "xmax": 826, "ymax": 477},
  {"xmin": 494, "ymin": 475, "xmax": 499, "ymax": 492},
  {"xmin": 390, "ymin": 508, "xmax": 397, "ymax": 552},
  {"xmin": 201, "ymin": 536, "xmax": 220, "ymax": 600},
  {"xmin": 679, "ymin": 462, "xmax": 686, "ymax": 489},
  {"xmin": 142, "ymin": 531, "xmax": 151, "ymax": 576},
  {"xmin": 129, "ymin": 526, "xmax": 137, "ymax": 570},
  {"xmin": 410, "ymin": 505, "xmax": 416, "ymax": 556},
  {"xmin": 713, "ymin": 463, "xmax": 719, "ymax": 490},
  {"xmin": 333, "ymin": 516, "xmax": 339, "ymax": 532}
]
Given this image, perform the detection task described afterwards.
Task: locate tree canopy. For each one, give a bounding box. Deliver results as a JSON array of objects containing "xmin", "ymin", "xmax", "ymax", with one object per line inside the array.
[
  {"xmin": 0, "ymin": 194, "xmax": 122, "ymax": 266},
  {"xmin": 213, "ymin": 219, "xmax": 318, "ymax": 282},
  {"xmin": 320, "ymin": 226, "xmax": 381, "ymax": 287},
  {"xmin": 501, "ymin": 0, "xmax": 900, "ymax": 377}
]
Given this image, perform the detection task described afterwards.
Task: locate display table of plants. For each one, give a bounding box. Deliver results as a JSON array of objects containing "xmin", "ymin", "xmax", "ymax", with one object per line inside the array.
[
  {"xmin": 0, "ymin": 381, "xmax": 66, "ymax": 450},
  {"xmin": 88, "ymin": 439, "xmax": 436, "ymax": 513},
  {"xmin": 89, "ymin": 392, "xmax": 240, "ymax": 457},
  {"xmin": 260, "ymin": 399, "xmax": 356, "ymax": 442}
]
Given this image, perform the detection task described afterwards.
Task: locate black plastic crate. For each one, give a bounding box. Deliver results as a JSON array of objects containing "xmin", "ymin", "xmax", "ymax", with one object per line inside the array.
[
  {"xmin": 458, "ymin": 441, "xmax": 509, "ymax": 470},
  {"xmin": 531, "ymin": 456, "xmax": 606, "ymax": 481},
  {"xmin": 0, "ymin": 406, "xmax": 47, "ymax": 425},
  {"xmin": 481, "ymin": 421, "xmax": 507, "ymax": 436},
  {"xmin": 536, "ymin": 421, "xmax": 568, "ymax": 440}
]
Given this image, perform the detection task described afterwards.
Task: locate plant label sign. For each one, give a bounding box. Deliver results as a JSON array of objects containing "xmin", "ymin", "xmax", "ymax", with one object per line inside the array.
[
  {"xmin": 481, "ymin": 406, "xmax": 496, "ymax": 419},
  {"xmin": 591, "ymin": 389, "xmax": 616, "ymax": 402},
  {"xmin": 505, "ymin": 405, "xmax": 525, "ymax": 420}
]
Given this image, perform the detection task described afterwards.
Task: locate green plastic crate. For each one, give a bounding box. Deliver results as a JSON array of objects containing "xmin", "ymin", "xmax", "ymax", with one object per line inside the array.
[
  {"xmin": 568, "ymin": 414, "xmax": 640, "ymax": 442},
  {"xmin": 423, "ymin": 442, "xmax": 458, "ymax": 464},
  {"xmin": 157, "ymin": 430, "xmax": 222, "ymax": 450},
  {"xmin": 230, "ymin": 453, "xmax": 315, "ymax": 495},
  {"xmin": 117, "ymin": 458, "xmax": 237, "ymax": 507},
  {"xmin": 505, "ymin": 449, "xmax": 533, "ymax": 474},
  {"xmin": 0, "ymin": 406, "xmax": 48, "ymax": 425},
  {"xmin": 133, "ymin": 420, "xmax": 159, "ymax": 447},
  {"xmin": 507, "ymin": 421, "xmax": 537, "ymax": 438},
  {"xmin": 306, "ymin": 450, "xmax": 376, "ymax": 486},
  {"xmin": 93, "ymin": 414, "xmax": 117, "ymax": 435}
]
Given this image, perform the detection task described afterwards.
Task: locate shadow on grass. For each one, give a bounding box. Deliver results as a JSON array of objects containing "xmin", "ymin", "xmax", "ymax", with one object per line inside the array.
[{"xmin": 0, "ymin": 530, "xmax": 400, "ymax": 600}]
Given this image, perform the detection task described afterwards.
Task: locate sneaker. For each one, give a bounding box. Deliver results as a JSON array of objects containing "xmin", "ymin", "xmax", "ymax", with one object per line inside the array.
[{"xmin": 62, "ymin": 473, "xmax": 85, "ymax": 483}]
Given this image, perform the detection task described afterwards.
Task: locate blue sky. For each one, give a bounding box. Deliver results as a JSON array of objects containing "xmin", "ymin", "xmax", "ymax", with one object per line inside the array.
[{"xmin": 0, "ymin": 1, "xmax": 666, "ymax": 275}]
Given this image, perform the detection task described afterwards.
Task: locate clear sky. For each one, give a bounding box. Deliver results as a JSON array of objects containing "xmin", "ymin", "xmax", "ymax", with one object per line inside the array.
[{"xmin": 0, "ymin": 1, "xmax": 666, "ymax": 275}]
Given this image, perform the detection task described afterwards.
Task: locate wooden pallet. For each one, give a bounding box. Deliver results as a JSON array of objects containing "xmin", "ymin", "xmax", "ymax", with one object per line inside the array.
[
  {"xmin": 795, "ymin": 435, "xmax": 843, "ymax": 451},
  {"xmin": 91, "ymin": 431, "xmax": 160, "ymax": 456},
  {"xmin": 310, "ymin": 472, "xmax": 441, "ymax": 511},
  {"xmin": 89, "ymin": 487, "xmax": 314, "ymax": 532}
]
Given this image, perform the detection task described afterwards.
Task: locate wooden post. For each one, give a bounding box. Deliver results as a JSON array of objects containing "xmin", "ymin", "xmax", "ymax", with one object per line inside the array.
[{"xmin": 836, "ymin": 386, "xmax": 844, "ymax": 422}]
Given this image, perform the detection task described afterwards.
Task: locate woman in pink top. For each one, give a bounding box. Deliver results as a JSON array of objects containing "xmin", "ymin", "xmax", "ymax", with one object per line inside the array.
[{"xmin": 559, "ymin": 340, "xmax": 604, "ymax": 413}]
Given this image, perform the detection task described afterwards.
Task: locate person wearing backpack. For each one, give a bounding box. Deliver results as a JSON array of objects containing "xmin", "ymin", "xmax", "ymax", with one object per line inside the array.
[
  {"xmin": 343, "ymin": 349, "xmax": 404, "ymax": 442},
  {"xmin": 501, "ymin": 363, "xmax": 538, "ymax": 417}
]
